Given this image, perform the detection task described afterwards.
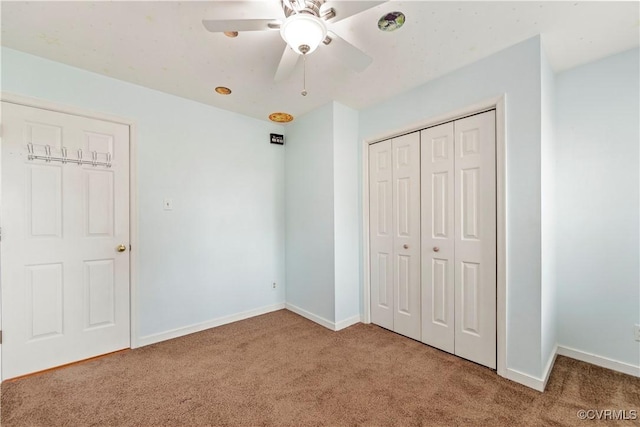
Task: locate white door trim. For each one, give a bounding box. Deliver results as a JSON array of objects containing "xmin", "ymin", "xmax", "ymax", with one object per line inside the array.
[
  {"xmin": 361, "ymin": 95, "xmax": 507, "ymax": 378},
  {"xmin": 0, "ymin": 91, "xmax": 140, "ymax": 349}
]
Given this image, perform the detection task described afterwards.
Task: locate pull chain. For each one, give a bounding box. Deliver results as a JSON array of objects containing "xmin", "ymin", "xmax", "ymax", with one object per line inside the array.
[{"xmin": 301, "ymin": 54, "xmax": 308, "ymax": 96}]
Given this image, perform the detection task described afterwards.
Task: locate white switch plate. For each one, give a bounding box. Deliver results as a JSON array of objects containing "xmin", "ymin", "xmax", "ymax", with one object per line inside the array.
[
  {"xmin": 163, "ymin": 198, "xmax": 173, "ymax": 210},
  {"xmin": 635, "ymin": 324, "xmax": 640, "ymax": 342}
]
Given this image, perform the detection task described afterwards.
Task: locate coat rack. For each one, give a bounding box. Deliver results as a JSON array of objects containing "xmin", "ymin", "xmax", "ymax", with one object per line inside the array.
[{"xmin": 26, "ymin": 143, "xmax": 112, "ymax": 168}]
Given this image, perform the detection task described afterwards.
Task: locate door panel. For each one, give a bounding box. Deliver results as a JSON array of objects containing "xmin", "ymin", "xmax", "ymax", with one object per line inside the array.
[
  {"xmin": 1, "ymin": 102, "xmax": 130, "ymax": 380},
  {"xmin": 454, "ymin": 111, "xmax": 496, "ymax": 369},
  {"xmin": 392, "ymin": 132, "xmax": 420, "ymax": 340},
  {"xmin": 431, "ymin": 259, "xmax": 448, "ymax": 324},
  {"xmin": 421, "ymin": 122, "xmax": 455, "ymax": 353},
  {"xmin": 28, "ymin": 165, "xmax": 63, "ymax": 237},
  {"xmin": 27, "ymin": 263, "xmax": 64, "ymax": 339},
  {"xmin": 369, "ymin": 140, "xmax": 394, "ymax": 330},
  {"xmin": 86, "ymin": 170, "xmax": 115, "ymax": 237},
  {"xmin": 84, "ymin": 259, "xmax": 116, "ymax": 328},
  {"xmin": 461, "ymin": 168, "xmax": 480, "ymax": 239},
  {"xmin": 461, "ymin": 261, "xmax": 480, "ymax": 334},
  {"xmin": 397, "ymin": 255, "xmax": 411, "ymax": 313}
]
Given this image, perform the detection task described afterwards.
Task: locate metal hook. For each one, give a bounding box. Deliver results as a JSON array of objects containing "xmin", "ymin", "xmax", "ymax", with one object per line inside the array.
[
  {"xmin": 61, "ymin": 147, "xmax": 68, "ymax": 164},
  {"xmin": 27, "ymin": 143, "xmax": 35, "ymax": 160},
  {"xmin": 106, "ymin": 152, "xmax": 112, "ymax": 168},
  {"xmin": 78, "ymin": 149, "xmax": 83, "ymax": 166},
  {"xmin": 45, "ymin": 145, "xmax": 52, "ymax": 162},
  {"xmin": 92, "ymin": 151, "xmax": 98, "ymax": 167}
]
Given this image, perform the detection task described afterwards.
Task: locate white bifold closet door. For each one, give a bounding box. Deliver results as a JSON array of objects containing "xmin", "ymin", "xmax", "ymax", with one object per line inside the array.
[
  {"xmin": 421, "ymin": 110, "xmax": 496, "ymax": 369},
  {"xmin": 369, "ymin": 132, "xmax": 421, "ymax": 340}
]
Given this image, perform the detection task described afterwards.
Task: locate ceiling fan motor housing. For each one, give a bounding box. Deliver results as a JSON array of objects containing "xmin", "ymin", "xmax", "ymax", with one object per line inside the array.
[{"xmin": 282, "ymin": 0, "xmax": 325, "ymax": 18}]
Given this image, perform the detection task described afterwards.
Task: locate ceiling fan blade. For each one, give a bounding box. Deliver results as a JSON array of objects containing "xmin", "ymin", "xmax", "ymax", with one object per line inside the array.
[
  {"xmin": 323, "ymin": 1, "xmax": 386, "ymax": 23},
  {"xmin": 325, "ymin": 33, "xmax": 372, "ymax": 72},
  {"xmin": 202, "ymin": 19, "xmax": 281, "ymax": 33},
  {"xmin": 274, "ymin": 45, "xmax": 300, "ymax": 82}
]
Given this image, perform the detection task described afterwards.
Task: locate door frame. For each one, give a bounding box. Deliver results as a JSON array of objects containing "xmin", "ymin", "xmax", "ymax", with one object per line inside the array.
[
  {"xmin": 0, "ymin": 92, "xmax": 140, "ymax": 364},
  {"xmin": 361, "ymin": 95, "xmax": 507, "ymax": 378}
]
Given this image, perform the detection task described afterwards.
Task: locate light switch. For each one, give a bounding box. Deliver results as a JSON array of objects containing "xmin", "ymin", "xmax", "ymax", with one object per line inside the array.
[{"xmin": 163, "ymin": 198, "xmax": 173, "ymax": 210}]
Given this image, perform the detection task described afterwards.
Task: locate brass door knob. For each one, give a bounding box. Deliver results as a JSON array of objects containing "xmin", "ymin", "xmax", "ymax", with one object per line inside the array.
[
  {"xmin": 433, "ymin": 247, "xmax": 440, "ymax": 252},
  {"xmin": 117, "ymin": 244, "xmax": 127, "ymax": 253},
  {"xmin": 403, "ymin": 244, "xmax": 409, "ymax": 249}
]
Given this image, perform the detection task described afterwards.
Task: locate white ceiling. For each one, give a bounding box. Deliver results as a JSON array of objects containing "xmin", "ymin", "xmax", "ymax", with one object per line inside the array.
[{"xmin": 2, "ymin": 1, "xmax": 638, "ymax": 123}]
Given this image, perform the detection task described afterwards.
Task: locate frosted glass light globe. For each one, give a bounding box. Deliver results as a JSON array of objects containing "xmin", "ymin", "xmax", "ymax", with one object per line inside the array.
[{"xmin": 280, "ymin": 13, "xmax": 327, "ymax": 55}]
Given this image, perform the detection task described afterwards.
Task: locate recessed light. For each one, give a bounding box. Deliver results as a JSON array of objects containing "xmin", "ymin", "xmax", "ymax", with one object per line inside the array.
[
  {"xmin": 224, "ymin": 31, "xmax": 239, "ymax": 38},
  {"xmin": 378, "ymin": 11, "xmax": 406, "ymax": 32},
  {"xmin": 215, "ymin": 86, "xmax": 232, "ymax": 95},
  {"xmin": 269, "ymin": 112, "xmax": 294, "ymax": 123}
]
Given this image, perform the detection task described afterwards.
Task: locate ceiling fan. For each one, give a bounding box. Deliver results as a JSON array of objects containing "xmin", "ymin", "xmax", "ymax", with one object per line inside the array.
[{"xmin": 202, "ymin": 0, "xmax": 386, "ymax": 82}]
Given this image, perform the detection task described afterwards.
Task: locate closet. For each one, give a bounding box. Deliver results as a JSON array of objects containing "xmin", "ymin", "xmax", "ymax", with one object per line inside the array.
[{"xmin": 369, "ymin": 110, "xmax": 496, "ymax": 369}]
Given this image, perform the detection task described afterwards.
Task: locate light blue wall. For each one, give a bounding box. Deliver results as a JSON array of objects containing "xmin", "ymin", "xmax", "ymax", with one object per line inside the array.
[
  {"xmin": 359, "ymin": 37, "xmax": 544, "ymax": 377},
  {"xmin": 284, "ymin": 102, "xmax": 336, "ymax": 322},
  {"xmin": 333, "ymin": 103, "xmax": 360, "ymax": 324},
  {"xmin": 1, "ymin": 48, "xmax": 286, "ymax": 340},
  {"xmin": 556, "ymin": 48, "xmax": 640, "ymax": 368},
  {"xmin": 541, "ymin": 43, "xmax": 558, "ymax": 373},
  {"xmin": 285, "ymin": 101, "xmax": 360, "ymax": 326},
  {"xmin": 6, "ymin": 36, "xmax": 638, "ymax": 382}
]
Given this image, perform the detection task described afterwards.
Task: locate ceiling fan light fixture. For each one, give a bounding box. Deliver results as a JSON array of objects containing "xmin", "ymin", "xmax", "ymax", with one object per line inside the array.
[{"xmin": 280, "ymin": 13, "xmax": 327, "ymax": 55}]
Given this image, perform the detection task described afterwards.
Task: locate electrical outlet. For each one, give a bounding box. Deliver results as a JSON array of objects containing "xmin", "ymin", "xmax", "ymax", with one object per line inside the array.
[
  {"xmin": 635, "ymin": 324, "xmax": 640, "ymax": 342},
  {"xmin": 272, "ymin": 282, "xmax": 277, "ymax": 290}
]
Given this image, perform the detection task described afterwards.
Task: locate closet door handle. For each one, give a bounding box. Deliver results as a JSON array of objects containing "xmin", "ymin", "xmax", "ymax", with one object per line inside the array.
[
  {"xmin": 403, "ymin": 244, "xmax": 409, "ymax": 249},
  {"xmin": 433, "ymin": 247, "xmax": 440, "ymax": 252}
]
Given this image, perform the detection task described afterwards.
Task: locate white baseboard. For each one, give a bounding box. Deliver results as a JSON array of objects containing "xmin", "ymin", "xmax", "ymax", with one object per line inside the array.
[
  {"xmin": 335, "ymin": 314, "xmax": 362, "ymax": 331},
  {"xmin": 557, "ymin": 345, "xmax": 640, "ymax": 377},
  {"xmin": 284, "ymin": 303, "xmax": 362, "ymax": 331},
  {"xmin": 542, "ymin": 344, "xmax": 559, "ymax": 390},
  {"xmin": 284, "ymin": 303, "xmax": 335, "ymax": 330},
  {"xmin": 136, "ymin": 302, "xmax": 286, "ymax": 347},
  {"xmin": 504, "ymin": 368, "xmax": 546, "ymax": 392},
  {"xmin": 504, "ymin": 344, "xmax": 640, "ymax": 392},
  {"xmin": 503, "ymin": 345, "xmax": 558, "ymax": 392}
]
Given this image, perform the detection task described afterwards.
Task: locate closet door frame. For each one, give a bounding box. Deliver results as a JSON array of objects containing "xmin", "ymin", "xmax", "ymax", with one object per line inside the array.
[{"xmin": 362, "ymin": 95, "xmax": 506, "ymax": 377}]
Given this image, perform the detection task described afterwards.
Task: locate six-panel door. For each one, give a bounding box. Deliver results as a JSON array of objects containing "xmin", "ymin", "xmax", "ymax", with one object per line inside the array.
[
  {"xmin": 369, "ymin": 140, "xmax": 394, "ymax": 330},
  {"xmin": 453, "ymin": 111, "xmax": 496, "ymax": 369},
  {"xmin": 1, "ymin": 102, "xmax": 131, "ymax": 380},
  {"xmin": 369, "ymin": 133, "xmax": 421, "ymax": 340},
  {"xmin": 421, "ymin": 122, "xmax": 456, "ymax": 354},
  {"xmin": 391, "ymin": 133, "xmax": 421, "ymax": 341}
]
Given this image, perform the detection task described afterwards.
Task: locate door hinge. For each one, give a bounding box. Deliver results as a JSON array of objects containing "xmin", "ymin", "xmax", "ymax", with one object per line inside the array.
[
  {"xmin": 129, "ymin": 244, "xmax": 132, "ymax": 251},
  {"xmin": 0, "ymin": 330, "xmax": 3, "ymax": 345}
]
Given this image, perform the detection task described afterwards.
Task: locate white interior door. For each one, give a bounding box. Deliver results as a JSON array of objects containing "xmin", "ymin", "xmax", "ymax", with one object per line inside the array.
[
  {"xmin": 1, "ymin": 102, "xmax": 131, "ymax": 380},
  {"xmin": 391, "ymin": 133, "xmax": 421, "ymax": 340},
  {"xmin": 454, "ymin": 111, "xmax": 496, "ymax": 369},
  {"xmin": 420, "ymin": 122, "xmax": 455, "ymax": 353},
  {"xmin": 369, "ymin": 139, "xmax": 394, "ymax": 330}
]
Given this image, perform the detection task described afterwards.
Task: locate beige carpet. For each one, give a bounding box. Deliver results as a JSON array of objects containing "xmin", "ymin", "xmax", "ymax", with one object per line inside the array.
[{"xmin": 1, "ymin": 310, "xmax": 638, "ymax": 426}]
